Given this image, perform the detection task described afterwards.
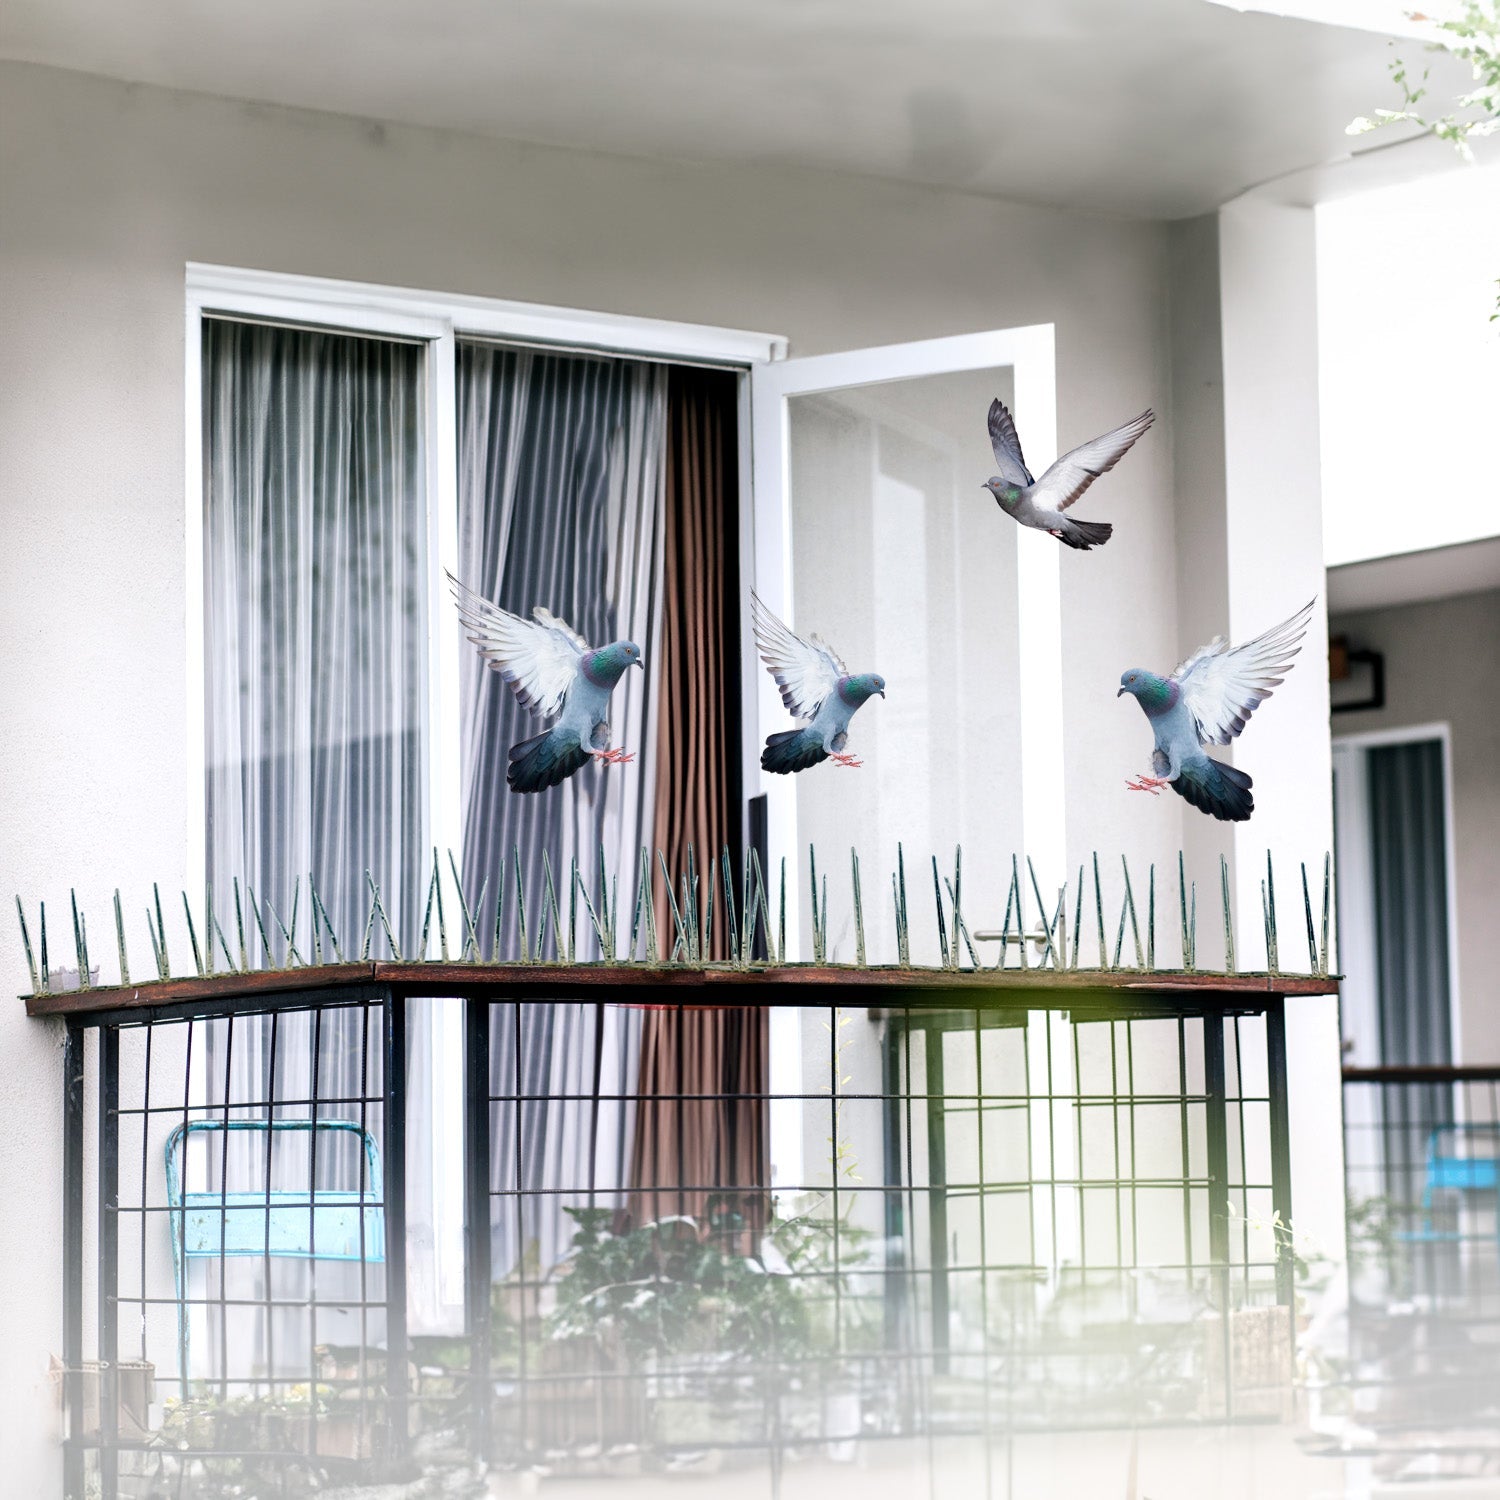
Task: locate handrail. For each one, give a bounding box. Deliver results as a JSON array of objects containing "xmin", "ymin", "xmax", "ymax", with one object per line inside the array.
[{"xmin": 23, "ymin": 957, "xmax": 1340, "ymax": 1023}]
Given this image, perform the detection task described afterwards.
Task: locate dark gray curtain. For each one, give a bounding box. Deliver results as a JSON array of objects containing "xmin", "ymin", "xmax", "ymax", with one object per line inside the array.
[
  {"xmin": 1369, "ymin": 739, "xmax": 1452, "ymax": 1067},
  {"xmin": 1369, "ymin": 738, "xmax": 1453, "ymax": 1242},
  {"xmin": 456, "ymin": 342, "xmax": 668, "ymax": 1278}
]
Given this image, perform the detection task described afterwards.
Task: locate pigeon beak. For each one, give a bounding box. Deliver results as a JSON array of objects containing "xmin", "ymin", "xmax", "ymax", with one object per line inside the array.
[
  {"xmin": 878, "ymin": 688, "xmax": 886, "ymax": 699},
  {"xmin": 633, "ymin": 658, "xmax": 644, "ymax": 669},
  {"xmin": 1116, "ymin": 687, "xmax": 1126, "ymax": 697}
]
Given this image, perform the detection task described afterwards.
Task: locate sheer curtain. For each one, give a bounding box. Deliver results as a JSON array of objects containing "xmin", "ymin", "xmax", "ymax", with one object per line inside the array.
[
  {"xmin": 201, "ymin": 318, "xmax": 428, "ymax": 1376},
  {"xmin": 456, "ymin": 342, "xmax": 668, "ymax": 1276}
]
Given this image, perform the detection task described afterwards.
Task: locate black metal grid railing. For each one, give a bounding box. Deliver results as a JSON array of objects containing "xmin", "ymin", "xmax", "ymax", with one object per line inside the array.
[
  {"xmin": 56, "ymin": 971, "xmax": 1304, "ymax": 1499},
  {"xmin": 1341, "ymin": 1066, "xmax": 1500, "ymax": 1447}
]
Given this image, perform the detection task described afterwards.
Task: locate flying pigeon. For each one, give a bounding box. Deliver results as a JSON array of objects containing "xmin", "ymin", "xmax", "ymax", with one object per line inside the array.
[
  {"xmin": 1117, "ymin": 599, "xmax": 1316, "ymax": 822},
  {"xmin": 751, "ymin": 594, "xmax": 884, "ymax": 774},
  {"xmin": 984, "ymin": 398, "xmax": 1154, "ymax": 551},
  {"xmin": 447, "ymin": 571, "xmax": 642, "ymax": 793}
]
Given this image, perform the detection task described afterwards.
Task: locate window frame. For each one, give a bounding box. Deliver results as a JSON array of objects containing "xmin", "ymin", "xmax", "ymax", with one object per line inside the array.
[
  {"xmin": 185, "ymin": 264, "xmax": 785, "ymax": 1329},
  {"xmin": 185, "ymin": 262, "xmax": 787, "ymax": 899}
]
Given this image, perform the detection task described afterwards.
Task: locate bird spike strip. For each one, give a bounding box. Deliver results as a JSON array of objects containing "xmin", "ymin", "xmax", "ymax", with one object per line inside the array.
[{"xmin": 13, "ymin": 843, "xmax": 1336, "ymax": 996}]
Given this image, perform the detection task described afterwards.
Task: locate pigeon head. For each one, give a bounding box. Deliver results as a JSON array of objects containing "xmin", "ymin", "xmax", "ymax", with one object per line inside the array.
[
  {"xmin": 583, "ymin": 641, "xmax": 644, "ymax": 687},
  {"xmin": 984, "ymin": 477, "xmax": 1022, "ymax": 509},
  {"xmin": 1117, "ymin": 669, "xmax": 1176, "ymax": 713},
  {"xmin": 840, "ymin": 673, "xmax": 887, "ymax": 706}
]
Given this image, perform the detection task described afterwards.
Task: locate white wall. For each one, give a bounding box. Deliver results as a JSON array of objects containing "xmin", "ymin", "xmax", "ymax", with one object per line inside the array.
[
  {"xmin": 1318, "ymin": 164, "xmax": 1500, "ymax": 567},
  {"xmin": 0, "ymin": 59, "xmax": 1328, "ymax": 1494},
  {"xmin": 1330, "ymin": 588, "xmax": 1500, "ymax": 1063}
]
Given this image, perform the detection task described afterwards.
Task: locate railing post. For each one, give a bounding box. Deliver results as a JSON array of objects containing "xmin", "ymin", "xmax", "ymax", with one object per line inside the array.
[
  {"xmin": 98, "ymin": 1022, "xmax": 120, "ymax": 1499},
  {"xmin": 381, "ymin": 988, "xmax": 409, "ymax": 1460},
  {"xmin": 464, "ymin": 995, "xmax": 492, "ymax": 1459},
  {"xmin": 62, "ymin": 1020, "xmax": 86, "ymax": 1500},
  {"xmin": 1266, "ymin": 998, "xmax": 1296, "ymax": 1378},
  {"xmin": 1202, "ymin": 1011, "xmax": 1232, "ymax": 1418},
  {"xmin": 924, "ymin": 1022, "xmax": 950, "ymax": 1376}
]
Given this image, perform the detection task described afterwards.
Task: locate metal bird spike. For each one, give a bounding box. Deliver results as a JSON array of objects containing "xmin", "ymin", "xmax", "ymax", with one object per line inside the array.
[
  {"xmin": 1071, "ymin": 865, "xmax": 1084, "ymax": 970},
  {"xmin": 779, "ymin": 856, "xmax": 787, "ymax": 966},
  {"xmin": 629, "ymin": 848, "xmax": 648, "ymax": 963},
  {"xmin": 1221, "ymin": 856, "xmax": 1235, "ymax": 974},
  {"xmin": 288, "ymin": 879, "xmax": 301, "ymax": 964},
  {"xmin": 1178, "ymin": 854, "xmax": 1189, "ymax": 972},
  {"xmin": 1013, "ymin": 855, "xmax": 1029, "ymax": 971},
  {"xmin": 931, "ymin": 856, "xmax": 949, "ymax": 968},
  {"xmin": 896, "ymin": 842, "xmax": 910, "ymax": 967},
  {"xmin": 1027, "ymin": 856, "xmax": 1058, "ymax": 968},
  {"xmin": 71, "ymin": 894, "xmax": 88, "ymax": 990},
  {"xmin": 1113, "ymin": 888, "xmax": 1130, "ymax": 970},
  {"xmin": 40, "ymin": 899, "xmax": 50, "ymax": 991},
  {"xmin": 145, "ymin": 902, "xmax": 164, "ymax": 981},
  {"xmin": 245, "ymin": 885, "xmax": 275, "ymax": 970},
  {"xmin": 181, "ymin": 891, "xmax": 204, "ymax": 976},
  {"xmin": 1320, "ymin": 852, "xmax": 1332, "ymax": 978},
  {"xmin": 722, "ymin": 847, "xmax": 739, "ymax": 966},
  {"xmin": 16, "ymin": 897, "xmax": 39, "ymax": 995},
  {"xmin": 309, "ymin": 878, "xmax": 343, "ymax": 964},
  {"xmin": 851, "ymin": 849, "xmax": 866, "ymax": 968},
  {"xmin": 367, "ymin": 871, "xmax": 403, "ymax": 961},
  {"xmin": 1147, "ymin": 865, "xmax": 1156, "ymax": 971},
  {"xmin": 431, "ymin": 850, "xmax": 449, "ymax": 961},
  {"xmin": 750, "ymin": 847, "xmax": 772, "ymax": 965},
  {"xmin": 447, "ymin": 850, "xmax": 482, "ymax": 962},
  {"xmin": 359, "ymin": 885, "xmax": 377, "ymax": 961},
  {"xmin": 1092, "ymin": 852, "xmax": 1106, "ymax": 970},
  {"xmin": 1189, "ymin": 881, "xmax": 1197, "ymax": 970},
  {"xmin": 153, "ymin": 883, "xmax": 170, "ymax": 977},
  {"xmin": 233, "ymin": 880, "xmax": 248, "ymax": 972},
  {"xmin": 952, "ymin": 846, "xmax": 965, "ymax": 971},
  {"xmin": 513, "ymin": 845, "xmax": 530, "ymax": 964},
  {"xmin": 542, "ymin": 851, "xmax": 566, "ymax": 963},
  {"xmin": 208, "ymin": 898, "xmax": 237, "ymax": 973},
  {"xmin": 568, "ymin": 858, "xmax": 577, "ymax": 963},
  {"xmin": 657, "ymin": 850, "xmax": 690, "ymax": 963},
  {"xmin": 1265, "ymin": 850, "xmax": 1280, "ymax": 973},
  {"xmin": 576, "ymin": 863, "xmax": 608, "ymax": 959},
  {"xmin": 1120, "ymin": 856, "xmax": 1143, "ymax": 969},
  {"xmin": 943, "ymin": 874, "xmax": 981, "ymax": 968},
  {"xmin": 204, "ymin": 883, "xmax": 216, "ymax": 977},
  {"xmin": 420, "ymin": 860, "xmax": 437, "ymax": 960},
  {"xmin": 1301, "ymin": 861, "xmax": 1318, "ymax": 976},
  {"xmin": 994, "ymin": 868, "xmax": 1016, "ymax": 971}
]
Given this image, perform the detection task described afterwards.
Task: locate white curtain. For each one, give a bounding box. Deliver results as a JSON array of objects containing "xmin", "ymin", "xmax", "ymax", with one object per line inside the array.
[
  {"xmin": 200, "ymin": 318, "xmax": 427, "ymax": 1379},
  {"xmin": 456, "ymin": 342, "xmax": 667, "ymax": 1277}
]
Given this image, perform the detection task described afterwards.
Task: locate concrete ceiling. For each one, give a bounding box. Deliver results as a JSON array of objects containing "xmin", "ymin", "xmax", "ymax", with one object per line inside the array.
[{"xmin": 0, "ymin": 0, "xmax": 1464, "ymax": 218}]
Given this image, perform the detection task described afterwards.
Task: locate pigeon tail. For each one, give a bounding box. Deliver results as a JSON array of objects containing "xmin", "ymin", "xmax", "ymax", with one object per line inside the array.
[
  {"xmin": 507, "ymin": 727, "xmax": 590, "ymax": 793},
  {"xmin": 1171, "ymin": 757, "xmax": 1254, "ymax": 822},
  {"xmin": 1056, "ymin": 518, "xmax": 1113, "ymax": 551},
  {"xmin": 761, "ymin": 727, "xmax": 828, "ymax": 775}
]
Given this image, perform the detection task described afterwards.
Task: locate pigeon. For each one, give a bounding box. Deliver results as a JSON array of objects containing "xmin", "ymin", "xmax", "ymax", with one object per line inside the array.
[
  {"xmin": 1117, "ymin": 599, "xmax": 1316, "ymax": 822},
  {"xmin": 751, "ymin": 593, "xmax": 884, "ymax": 774},
  {"xmin": 447, "ymin": 571, "xmax": 642, "ymax": 793},
  {"xmin": 984, "ymin": 398, "xmax": 1154, "ymax": 551}
]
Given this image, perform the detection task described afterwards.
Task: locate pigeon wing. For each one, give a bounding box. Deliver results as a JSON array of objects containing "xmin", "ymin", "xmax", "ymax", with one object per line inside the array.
[
  {"xmin": 751, "ymin": 592, "xmax": 845, "ymax": 721},
  {"xmin": 1173, "ymin": 598, "xmax": 1316, "ymax": 747},
  {"xmin": 447, "ymin": 571, "xmax": 586, "ymax": 720},
  {"xmin": 987, "ymin": 399, "xmax": 1034, "ymax": 487},
  {"xmin": 1031, "ymin": 409, "xmax": 1155, "ymax": 512}
]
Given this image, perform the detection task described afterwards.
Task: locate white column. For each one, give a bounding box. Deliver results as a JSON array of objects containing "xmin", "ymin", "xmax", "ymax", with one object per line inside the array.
[{"xmin": 1218, "ymin": 195, "xmax": 1343, "ymax": 1267}]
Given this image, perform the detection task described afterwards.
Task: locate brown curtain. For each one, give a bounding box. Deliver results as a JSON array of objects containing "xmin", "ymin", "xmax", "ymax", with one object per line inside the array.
[{"xmin": 629, "ymin": 367, "xmax": 768, "ymax": 1241}]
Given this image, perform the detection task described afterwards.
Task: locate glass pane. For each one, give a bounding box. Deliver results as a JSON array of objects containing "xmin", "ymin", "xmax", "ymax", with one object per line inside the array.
[{"xmin": 787, "ymin": 367, "xmax": 1023, "ymax": 964}]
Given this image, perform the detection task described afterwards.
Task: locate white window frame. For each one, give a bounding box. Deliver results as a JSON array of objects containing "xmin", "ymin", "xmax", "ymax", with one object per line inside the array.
[
  {"xmin": 749, "ymin": 324, "xmax": 1061, "ymax": 955},
  {"xmin": 184, "ymin": 263, "xmax": 785, "ymax": 1327}
]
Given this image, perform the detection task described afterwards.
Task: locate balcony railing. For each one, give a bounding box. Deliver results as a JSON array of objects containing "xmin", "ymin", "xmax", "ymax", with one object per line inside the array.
[
  {"xmin": 1337, "ymin": 1064, "xmax": 1500, "ymax": 1474},
  {"xmin": 33, "ymin": 968, "xmax": 1334, "ymax": 1497}
]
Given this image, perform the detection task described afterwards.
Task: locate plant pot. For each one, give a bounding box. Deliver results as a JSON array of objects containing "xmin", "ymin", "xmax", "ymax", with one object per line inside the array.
[{"xmin": 51, "ymin": 1356, "xmax": 155, "ymax": 1442}]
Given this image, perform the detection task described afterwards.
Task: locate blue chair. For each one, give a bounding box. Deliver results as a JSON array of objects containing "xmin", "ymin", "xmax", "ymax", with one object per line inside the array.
[
  {"xmin": 1399, "ymin": 1123, "xmax": 1500, "ymax": 1244},
  {"xmin": 164, "ymin": 1119, "xmax": 386, "ymax": 1382}
]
